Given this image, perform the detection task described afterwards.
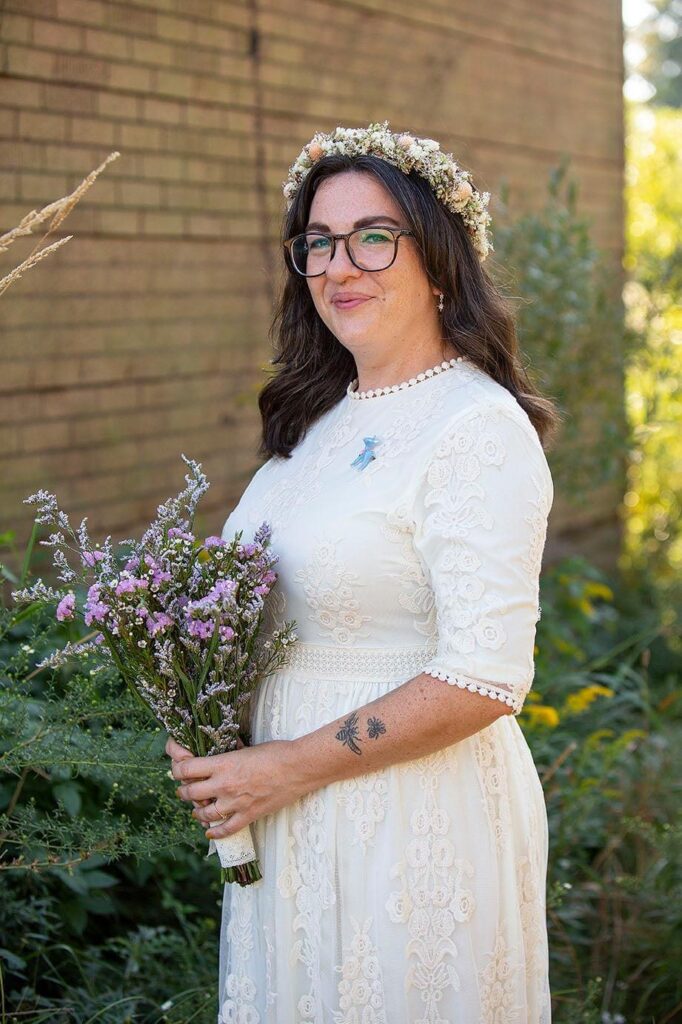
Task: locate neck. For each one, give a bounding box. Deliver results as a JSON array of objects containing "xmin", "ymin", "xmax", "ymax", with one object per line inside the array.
[{"xmin": 354, "ymin": 343, "xmax": 455, "ymax": 394}]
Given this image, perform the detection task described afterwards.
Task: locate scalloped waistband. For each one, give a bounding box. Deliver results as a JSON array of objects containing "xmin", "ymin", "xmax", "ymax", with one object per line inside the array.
[{"xmin": 271, "ymin": 639, "xmax": 439, "ymax": 682}]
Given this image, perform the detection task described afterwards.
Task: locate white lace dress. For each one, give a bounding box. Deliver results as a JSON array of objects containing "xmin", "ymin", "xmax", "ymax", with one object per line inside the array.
[{"xmin": 215, "ymin": 357, "xmax": 554, "ymax": 1024}]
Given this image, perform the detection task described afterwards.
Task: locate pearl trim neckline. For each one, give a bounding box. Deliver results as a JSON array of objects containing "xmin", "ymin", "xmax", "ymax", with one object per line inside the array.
[{"xmin": 346, "ymin": 355, "xmax": 467, "ymax": 400}]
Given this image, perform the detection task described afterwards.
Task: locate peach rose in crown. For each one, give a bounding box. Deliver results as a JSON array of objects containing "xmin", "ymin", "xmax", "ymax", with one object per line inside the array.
[
  {"xmin": 398, "ymin": 134, "xmax": 413, "ymax": 150},
  {"xmin": 308, "ymin": 142, "xmax": 324, "ymax": 161},
  {"xmin": 450, "ymin": 179, "xmax": 473, "ymax": 207}
]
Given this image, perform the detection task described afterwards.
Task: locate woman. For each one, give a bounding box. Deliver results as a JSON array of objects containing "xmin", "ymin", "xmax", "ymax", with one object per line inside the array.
[{"xmin": 167, "ymin": 121, "xmax": 561, "ymax": 1023}]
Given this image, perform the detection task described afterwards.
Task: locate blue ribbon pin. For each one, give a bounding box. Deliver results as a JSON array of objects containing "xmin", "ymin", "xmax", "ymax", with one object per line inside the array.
[{"xmin": 351, "ymin": 436, "xmax": 381, "ymax": 470}]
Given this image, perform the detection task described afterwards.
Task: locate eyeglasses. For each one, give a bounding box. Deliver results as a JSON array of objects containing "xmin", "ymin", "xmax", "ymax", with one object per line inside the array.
[{"xmin": 283, "ymin": 225, "xmax": 415, "ymax": 277}]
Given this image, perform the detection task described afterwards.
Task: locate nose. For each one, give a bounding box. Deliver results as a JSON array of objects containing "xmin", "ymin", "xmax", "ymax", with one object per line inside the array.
[{"xmin": 325, "ymin": 238, "xmax": 361, "ymax": 280}]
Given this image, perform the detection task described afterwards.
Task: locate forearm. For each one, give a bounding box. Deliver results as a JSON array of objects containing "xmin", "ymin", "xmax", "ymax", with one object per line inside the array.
[{"xmin": 287, "ymin": 671, "xmax": 513, "ymax": 798}]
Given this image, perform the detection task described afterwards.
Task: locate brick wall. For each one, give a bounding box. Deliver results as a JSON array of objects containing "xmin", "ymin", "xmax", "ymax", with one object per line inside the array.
[{"xmin": 0, "ymin": 0, "xmax": 625, "ymax": 570}]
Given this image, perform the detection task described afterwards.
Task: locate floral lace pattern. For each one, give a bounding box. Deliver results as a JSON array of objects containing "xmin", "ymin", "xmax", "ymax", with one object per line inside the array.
[
  {"xmin": 219, "ymin": 885, "xmax": 260, "ymax": 1023},
  {"xmin": 473, "ymin": 725, "xmax": 514, "ymax": 854},
  {"xmin": 414, "ymin": 402, "xmax": 552, "ymax": 716},
  {"xmin": 337, "ymin": 771, "xmax": 389, "ymax": 852},
  {"xmin": 276, "ymin": 792, "xmax": 337, "ymax": 1021},
  {"xmin": 380, "ymin": 499, "xmax": 437, "ymax": 637},
  {"xmin": 246, "ymin": 406, "xmax": 360, "ymax": 533},
  {"xmin": 385, "ymin": 748, "xmax": 477, "ymax": 1018},
  {"xmin": 353, "ymin": 369, "xmax": 478, "ymax": 486},
  {"xmin": 294, "ymin": 537, "xmax": 373, "ymax": 644},
  {"xmin": 333, "ymin": 915, "xmax": 388, "ymax": 1022},
  {"xmin": 477, "ymin": 929, "xmax": 524, "ymax": 1023}
]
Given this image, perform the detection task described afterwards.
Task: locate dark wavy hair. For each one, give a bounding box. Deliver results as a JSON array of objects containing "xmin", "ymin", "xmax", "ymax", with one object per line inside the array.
[{"xmin": 257, "ymin": 153, "xmax": 562, "ymax": 460}]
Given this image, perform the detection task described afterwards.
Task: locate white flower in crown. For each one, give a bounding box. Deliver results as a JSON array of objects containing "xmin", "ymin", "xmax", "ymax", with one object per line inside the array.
[{"xmin": 281, "ymin": 120, "xmax": 493, "ymax": 261}]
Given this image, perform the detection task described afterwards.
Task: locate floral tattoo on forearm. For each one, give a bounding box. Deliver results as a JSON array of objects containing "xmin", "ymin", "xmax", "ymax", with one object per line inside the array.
[{"xmin": 335, "ymin": 711, "xmax": 387, "ymax": 755}]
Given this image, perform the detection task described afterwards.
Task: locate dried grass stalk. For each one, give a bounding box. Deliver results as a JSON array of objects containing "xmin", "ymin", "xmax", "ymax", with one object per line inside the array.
[
  {"xmin": 0, "ymin": 150, "xmax": 120, "ymax": 297},
  {"xmin": 0, "ymin": 235, "xmax": 73, "ymax": 294}
]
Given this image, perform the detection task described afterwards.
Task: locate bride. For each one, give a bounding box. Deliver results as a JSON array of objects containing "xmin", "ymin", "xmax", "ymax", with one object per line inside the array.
[{"xmin": 167, "ymin": 120, "xmax": 560, "ymax": 1023}]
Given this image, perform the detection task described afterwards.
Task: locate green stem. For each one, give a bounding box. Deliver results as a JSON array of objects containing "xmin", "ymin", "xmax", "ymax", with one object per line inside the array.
[{"xmin": 19, "ymin": 520, "xmax": 40, "ymax": 588}]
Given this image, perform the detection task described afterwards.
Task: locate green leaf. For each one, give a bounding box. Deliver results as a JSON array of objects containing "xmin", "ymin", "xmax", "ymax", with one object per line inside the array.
[{"xmin": 53, "ymin": 781, "xmax": 82, "ymax": 817}]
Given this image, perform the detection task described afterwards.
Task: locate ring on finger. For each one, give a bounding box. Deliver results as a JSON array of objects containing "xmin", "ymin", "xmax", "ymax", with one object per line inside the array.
[{"xmin": 210, "ymin": 802, "xmax": 233, "ymax": 823}]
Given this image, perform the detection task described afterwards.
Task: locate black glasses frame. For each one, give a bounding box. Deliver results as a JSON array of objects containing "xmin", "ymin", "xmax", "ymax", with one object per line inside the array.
[{"xmin": 283, "ymin": 225, "xmax": 415, "ymax": 277}]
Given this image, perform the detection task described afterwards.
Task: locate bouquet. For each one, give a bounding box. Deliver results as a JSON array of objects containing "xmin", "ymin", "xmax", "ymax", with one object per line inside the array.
[{"xmin": 11, "ymin": 454, "xmax": 297, "ymax": 886}]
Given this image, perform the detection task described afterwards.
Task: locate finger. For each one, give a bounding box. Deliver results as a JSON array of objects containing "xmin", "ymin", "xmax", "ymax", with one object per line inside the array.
[
  {"xmin": 176, "ymin": 779, "xmax": 217, "ymax": 802},
  {"xmin": 167, "ymin": 737, "xmax": 193, "ymax": 760},
  {"xmin": 171, "ymin": 757, "xmax": 212, "ymax": 782},
  {"xmin": 193, "ymin": 802, "xmax": 229, "ymax": 825},
  {"xmin": 205, "ymin": 814, "xmax": 246, "ymax": 840}
]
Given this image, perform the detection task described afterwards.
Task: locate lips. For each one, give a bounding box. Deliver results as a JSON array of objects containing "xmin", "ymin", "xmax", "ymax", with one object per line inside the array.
[{"xmin": 331, "ymin": 296, "xmax": 373, "ymax": 310}]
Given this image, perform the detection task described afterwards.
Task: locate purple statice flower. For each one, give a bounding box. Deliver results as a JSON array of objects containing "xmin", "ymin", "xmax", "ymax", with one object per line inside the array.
[
  {"xmin": 124, "ymin": 555, "xmax": 141, "ymax": 572},
  {"xmin": 82, "ymin": 549, "xmax": 105, "ymax": 568},
  {"xmin": 187, "ymin": 618, "xmax": 215, "ymax": 640},
  {"xmin": 207, "ymin": 579, "xmax": 238, "ymax": 602},
  {"xmin": 56, "ymin": 592, "xmax": 76, "ymax": 621},
  {"xmin": 146, "ymin": 611, "xmax": 174, "ymax": 637},
  {"xmin": 203, "ymin": 536, "xmax": 225, "ymax": 548},
  {"xmin": 168, "ymin": 527, "xmax": 194, "ymax": 543},
  {"xmin": 115, "ymin": 577, "xmax": 149, "ymax": 597},
  {"xmin": 84, "ymin": 583, "xmax": 111, "ymax": 627},
  {"xmin": 219, "ymin": 624, "xmax": 235, "ymax": 643}
]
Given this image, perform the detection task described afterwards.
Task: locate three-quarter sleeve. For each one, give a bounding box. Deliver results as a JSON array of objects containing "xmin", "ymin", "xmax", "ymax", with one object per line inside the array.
[{"xmin": 412, "ymin": 400, "xmax": 554, "ymax": 716}]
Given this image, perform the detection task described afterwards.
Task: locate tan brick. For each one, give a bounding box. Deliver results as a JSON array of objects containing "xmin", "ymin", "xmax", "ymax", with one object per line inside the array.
[
  {"xmin": 83, "ymin": 27, "xmax": 131, "ymax": 60},
  {"xmin": 41, "ymin": 83, "xmax": 95, "ymax": 116},
  {"xmin": 0, "ymin": 13, "xmax": 33, "ymax": 43},
  {"xmin": 140, "ymin": 96, "xmax": 185, "ymax": 125},
  {"xmin": 5, "ymin": 43, "xmax": 54, "ymax": 78},
  {"xmin": 1, "ymin": 78, "xmax": 44, "ymax": 109},
  {"xmin": 116, "ymin": 121, "xmax": 163, "ymax": 150},
  {"xmin": 53, "ymin": 51, "xmax": 111, "ymax": 86},
  {"xmin": 117, "ymin": 178, "xmax": 163, "ymax": 207},
  {"xmin": 130, "ymin": 36, "xmax": 175, "ymax": 67},
  {"xmin": 33, "ymin": 17, "xmax": 83, "ymax": 51},
  {"xmin": 68, "ymin": 115, "xmax": 116, "ymax": 145},
  {"xmin": 0, "ymin": 109, "xmax": 19, "ymax": 135},
  {"xmin": 107, "ymin": 61, "xmax": 151, "ymax": 91},
  {"xmin": 104, "ymin": 3, "xmax": 157, "ymax": 34},
  {"xmin": 97, "ymin": 90, "xmax": 139, "ymax": 120},
  {"xmin": 18, "ymin": 109, "xmax": 69, "ymax": 141},
  {"xmin": 55, "ymin": 0, "xmax": 107, "ymax": 28}
]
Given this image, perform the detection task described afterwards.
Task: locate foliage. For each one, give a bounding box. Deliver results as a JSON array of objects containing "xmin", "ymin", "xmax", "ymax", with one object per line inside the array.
[
  {"xmin": 2, "ymin": 528, "xmax": 681, "ymax": 1021},
  {"xmin": 621, "ymin": 102, "xmax": 682, "ymax": 635},
  {"xmin": 489, "ymin": 159, "xmax": 633, "ymax": 504},
  {"xmin": 520, "ymin": 557, "xmax": 681, "ymax": 1023},
  {"xmin": 0, "ymin": 543, "xmax": 222, "ymax": 1023}
]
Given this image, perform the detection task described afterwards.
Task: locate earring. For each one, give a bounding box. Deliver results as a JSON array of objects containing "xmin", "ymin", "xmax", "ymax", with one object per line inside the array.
[{"xmin": 438, "ymin": 292, "xmax": 444, "ymax": 313}]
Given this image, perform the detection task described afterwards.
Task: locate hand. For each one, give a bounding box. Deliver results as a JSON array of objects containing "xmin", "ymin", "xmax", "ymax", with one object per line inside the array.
[
  {"xmin": 164, "ymin": 734, "xmax": 244, "ymax": 816},
  {"xmin": 169, "ymin": 738, "xmax": 303, "ymax": 840}
]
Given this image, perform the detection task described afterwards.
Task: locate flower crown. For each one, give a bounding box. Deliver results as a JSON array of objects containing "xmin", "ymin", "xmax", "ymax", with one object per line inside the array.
[{"xmin": 282, "ymin": 120, "xmax": 493, "ymax": 262}]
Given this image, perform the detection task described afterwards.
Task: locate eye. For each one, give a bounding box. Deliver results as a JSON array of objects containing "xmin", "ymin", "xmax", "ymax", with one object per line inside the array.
[{"xmin": 358, "ymin": 229, "xmax": 393, "ymax": 244}]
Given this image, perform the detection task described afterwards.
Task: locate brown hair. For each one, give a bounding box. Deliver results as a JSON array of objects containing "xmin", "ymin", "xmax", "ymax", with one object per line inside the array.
[{"xmin": 257, "ymin": 154, "xmax": 562, "ymax": 460}]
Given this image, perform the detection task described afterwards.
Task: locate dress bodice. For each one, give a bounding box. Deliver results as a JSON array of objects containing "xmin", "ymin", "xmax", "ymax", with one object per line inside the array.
[{"xmin": 221, "ymin": 359, "xmax": 554, "ymax": 715}]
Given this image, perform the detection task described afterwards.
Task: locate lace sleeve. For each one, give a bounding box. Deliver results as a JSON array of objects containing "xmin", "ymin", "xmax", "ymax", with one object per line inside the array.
[{"xmin": 412, "ymin": 400, "xmax": 554, "ymax": 717}]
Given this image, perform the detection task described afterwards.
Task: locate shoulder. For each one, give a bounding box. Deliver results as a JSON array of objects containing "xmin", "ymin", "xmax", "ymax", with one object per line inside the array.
[{"xmin": 424, "ymin": 369, "xmax": 554, "ymax": 497}]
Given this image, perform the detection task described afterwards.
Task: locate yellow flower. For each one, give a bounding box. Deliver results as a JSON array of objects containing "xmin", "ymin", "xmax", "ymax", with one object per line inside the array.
[
  {"xmin": 522, "ymin": 704, "xmax": 560, "ymax": 727},
  {"xmin": 564, "ymin": 684, "xmax": 615, "ymax": 715},
  {"xmin": 584, "ymin": 581, "xmax": 614, "ymax": 602}
]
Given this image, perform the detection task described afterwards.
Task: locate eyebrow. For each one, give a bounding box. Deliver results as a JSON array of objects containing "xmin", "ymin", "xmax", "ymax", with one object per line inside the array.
[{"xmin": 304, "ymin": 215, "xmax": 403, "ymax": 231}]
